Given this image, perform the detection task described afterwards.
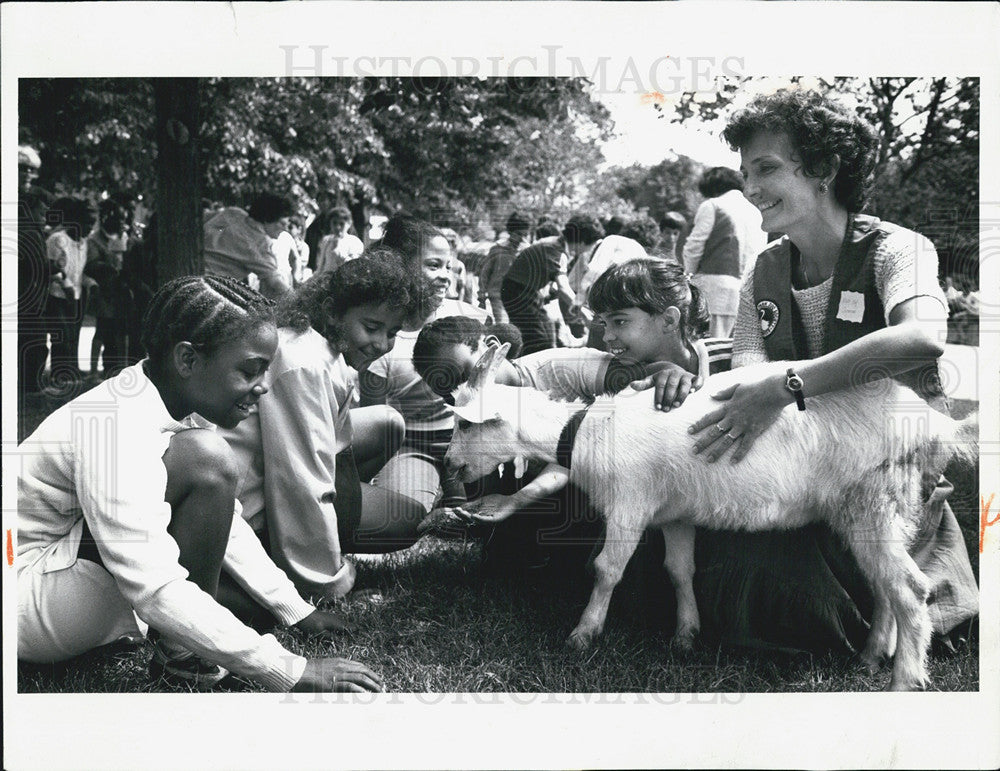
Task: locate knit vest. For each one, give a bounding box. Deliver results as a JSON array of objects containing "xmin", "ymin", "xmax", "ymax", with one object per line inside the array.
[
  {"xmin": 752, "ymin": 213, "xmax": 948, "ymax": 414},
  {"xmin": 696, "ymin": 205, "xmax": 741, "ymax": 278}
]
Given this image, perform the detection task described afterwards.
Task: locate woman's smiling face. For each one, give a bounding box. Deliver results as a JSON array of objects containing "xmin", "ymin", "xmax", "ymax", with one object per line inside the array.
[{"xmin": 740, "ymin": 131, "xmax": 825, "ymax": 236}]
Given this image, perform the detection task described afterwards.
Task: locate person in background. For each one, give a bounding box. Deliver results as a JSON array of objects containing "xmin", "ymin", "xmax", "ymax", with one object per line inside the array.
[
  {"xmin": 500, "ymin": 212, "xmax": 602, "ymax": 355},
  {"xmin": 17, "ymin": 144, "xmax": 52, "ymax": 395},
  {"xmin": 44, "ymin": 196, "xmax": 96, "ymax": 388},
  {"xmin": 658, "ymin": 212, "xmax": 687, "ymax": 262},
  {"xmin": 683, "ymin": 167, "xmax": 767, "ymax": 337},
  {"xmin": 479, "ymin": 211, "xmax": 532, "ymax": 324},
  {"xmin": 603, "ymin": 215, "xmax": 625, "ymax": 237},
  {"xmin": 203, "ymin": 192, "xmax": 295, "ymax": 300},
  {"xmin": 304, "ymin": 188, "xmax": 339, "ymax": 273},
  {"xmin": 287, "ymin": 217, "xmax": 311, "ymax": 285},
  {"xmin": 315, "ymin": 206, "xmax": 364, "ymax": 275},
  {"xmin": 534, "ymin": 216, "xmax": 562, "ymax": 240},
  {"xmin": 85, "ymin": 196, "xmax": 131, "ymax": 378},
  {"xmin": 121, "ymin": 213, "xmax": 158, "ymax": 365},
  {"xmin": 439, "ymin": 227, "xmax": 472, "ymax": 304},
  {"xmin": 619, "ymin": 214, "xmax": 662, "ymax": 253}
]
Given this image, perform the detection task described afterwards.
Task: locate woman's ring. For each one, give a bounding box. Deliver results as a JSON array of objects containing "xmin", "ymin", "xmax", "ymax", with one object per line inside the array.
[
  {"xmin": 726, "ymin": 432, "xmax": 740, "ymax": 441},
  {"xmin": 716, "ymin": 424, "xmax": 727, "ymax": 433}
]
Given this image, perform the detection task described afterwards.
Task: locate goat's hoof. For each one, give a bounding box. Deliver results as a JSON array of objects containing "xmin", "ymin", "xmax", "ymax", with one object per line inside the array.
[
  {"xmin": 566, "ymin": 628, "xmax": 596, "ymax": 652},
  {"xmin": 670, "ymin": 630, "xmax": 699, "ymax": 655},
  {"xmin": 888, "ymin": 674, "xmax": 930, "ymax": 692},
  {"xmin": 858, "ymin": 650, "xmax": 889, "ymax": 675}
]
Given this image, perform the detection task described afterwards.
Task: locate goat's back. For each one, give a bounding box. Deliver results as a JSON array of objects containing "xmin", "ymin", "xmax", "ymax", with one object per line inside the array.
[{"xmin": 570, "ymin": 363, "xmax": 960, "ymax": 533}]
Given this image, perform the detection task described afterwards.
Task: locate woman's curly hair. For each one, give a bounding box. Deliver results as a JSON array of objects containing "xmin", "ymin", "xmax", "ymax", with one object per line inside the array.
[{"xmin": 722, "ymin": 89, "xmax": 879, "ymax": 211}]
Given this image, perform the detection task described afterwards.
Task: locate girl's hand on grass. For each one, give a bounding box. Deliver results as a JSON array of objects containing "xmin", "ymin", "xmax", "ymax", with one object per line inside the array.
[
  {"xmin": 629, "ymin": 362, "xmax": 702, "ymax": 411},
  {"xmin": 457, "ymin": 494, "xmax": 517, "ymax": 523},
  {"xmin": 293, "ymin": 609, "xmax": 355, "ymax": 637},
  {"xmin": 292, "ymin": 658, "xmax": 384, "ymax": 693},
  {"xmin": 688, "ymin": 373, "xmax": 790, "ymax": 463}
]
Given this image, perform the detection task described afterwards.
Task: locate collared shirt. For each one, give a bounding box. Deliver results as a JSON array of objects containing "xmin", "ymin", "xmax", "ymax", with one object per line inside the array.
[{"xmin": 17, "ymin": 363, "xmax": 312, "ymax": 691}]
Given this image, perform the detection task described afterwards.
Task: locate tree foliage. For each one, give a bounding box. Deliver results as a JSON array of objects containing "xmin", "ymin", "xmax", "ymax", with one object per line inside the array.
[{"xmin": 20, "ymin": 77, "xmax": 614, "ymax": 233}]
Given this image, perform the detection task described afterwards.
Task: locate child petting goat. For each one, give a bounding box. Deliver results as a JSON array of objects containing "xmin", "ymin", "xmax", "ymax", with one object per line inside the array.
[{"xmin": 443, "ymin": 343, "xmax": 976, "ymax": 691}]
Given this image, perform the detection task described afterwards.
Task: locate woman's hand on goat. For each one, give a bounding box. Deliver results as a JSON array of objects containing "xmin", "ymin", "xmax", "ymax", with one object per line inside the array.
[
  {"xmin": 456, "ymin": 494, "xmax": 518, "ymax": 523},
  {"xmin": 630, "ymin": 362, "xmax": 702, "ymax": 411},
  {"xmin": 689, "ymin": 373, "xmax": 791, "ymax": 463},
  {"xmin": 292, "ymin": 608, "xmax": 356, "ymax": 638}
]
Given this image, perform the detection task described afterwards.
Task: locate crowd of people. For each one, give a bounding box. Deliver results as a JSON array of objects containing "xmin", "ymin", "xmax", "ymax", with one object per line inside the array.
[{"xmin": 16, "ymin": 88, "xmax": 979, "ymax": 694}]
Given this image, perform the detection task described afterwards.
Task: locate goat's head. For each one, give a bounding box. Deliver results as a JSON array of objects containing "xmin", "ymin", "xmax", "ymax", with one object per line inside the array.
[{"xmin": 443, "ymin": 341, "xmax": 533, "ymax": 482}]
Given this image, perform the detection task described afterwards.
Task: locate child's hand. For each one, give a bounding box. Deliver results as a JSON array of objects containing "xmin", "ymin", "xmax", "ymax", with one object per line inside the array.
[
  {"xmin": 629, "ymin": 362, "xmax": 702, "ymax": 411},
  {"xmin": 292, "ymin": 657, "xmax": 384, "ymax": 693},
  {"xmin": 292, "ymin": 609, "xmax": 355, "ymax": 637},
  {"xmin": 456, "ymin": 494, "xmax": 517, "ymax": 523}
]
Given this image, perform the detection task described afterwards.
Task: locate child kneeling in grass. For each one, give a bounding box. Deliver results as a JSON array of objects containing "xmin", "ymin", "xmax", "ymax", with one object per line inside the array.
[
  {"xmin": 219, "ymin": 252, "xmax": 430, "ymax": 610},
  {"xmin": 17, "ymin": 275, "xmax": 381, "ymax": 693}
]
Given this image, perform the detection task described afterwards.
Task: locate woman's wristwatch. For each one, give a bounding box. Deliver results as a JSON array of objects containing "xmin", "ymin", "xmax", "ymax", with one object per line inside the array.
[{"xmin": 785, "ymin": 368, "xmax": 806, "ymax": 411}]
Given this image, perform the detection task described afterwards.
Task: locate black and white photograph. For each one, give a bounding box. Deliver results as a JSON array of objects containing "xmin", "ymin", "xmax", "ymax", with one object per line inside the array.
[{"xmin": 3, "ymin": 2, "xmax": 998, "ymax": 769}]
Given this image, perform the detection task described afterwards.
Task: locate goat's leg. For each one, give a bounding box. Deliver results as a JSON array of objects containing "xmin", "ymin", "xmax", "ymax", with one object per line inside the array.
[
  {"xmin": 884, "ymin": 548, "xmax": 931, "ymax": 691},
  {"xmin": 859, "ymin": 586, "xmax": 897, "ymax": 673},
  {"xmin": 660, "ymin": 521, "xmax": 700, "ymax": 651},
  {"xmin": 568, "ymin": 517, "xmax": 643, "ymax": 651},
  {"xmin": 846, "ymin": 528, "xmax": 931, "ymax": 691}
]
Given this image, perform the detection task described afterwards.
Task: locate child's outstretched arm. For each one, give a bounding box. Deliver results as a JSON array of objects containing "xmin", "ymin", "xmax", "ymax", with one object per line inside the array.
[{"xmin": 458, "ymin": 462, "xmax": 569, "ymax": 523}]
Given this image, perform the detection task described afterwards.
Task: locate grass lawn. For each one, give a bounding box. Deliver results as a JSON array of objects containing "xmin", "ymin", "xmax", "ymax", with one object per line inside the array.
[{"xmin": 15, "ymin": 389, "xmax": 981, "ymax": 694}]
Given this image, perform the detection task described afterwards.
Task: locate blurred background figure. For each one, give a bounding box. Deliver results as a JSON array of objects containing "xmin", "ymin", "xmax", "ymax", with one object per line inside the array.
[
  {"xmin": 658, "ymin": 211, "xmax": 687, "ymax": 262},
  {"xmin": 315, "ymin": 206, "xmax": 364, "ymax": 275},
  {"xmin": 682, "ymin": 167, "xmax": 766, "ymax": 337},
  {"xmin": 438, "ymin": 228, "xmax": 474, "ymax": 305},
  {"xmin": 44, "ymin": 196, "xmax": 96, "ymax": 389},
  {"xmin": 85, "ymin": 195, "xmax": 131, "ymax": 379},
  {"xmin": 203, "ymin": 192, "xmax": 295, "ymax": 300},
  {"xmin": 18, "ymin": 145, "xmax": 52, "ymax": 395},
  {"xmin": 479, "ymin": 211, "xmax": 531, "ymax": 323},
  {"xmin": 121, "ymin": 213, "xmax": 158, "ymax": 365}
]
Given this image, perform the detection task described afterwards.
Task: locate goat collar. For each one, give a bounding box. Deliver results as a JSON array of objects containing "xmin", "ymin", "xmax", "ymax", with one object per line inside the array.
[{"xmin": 556, "ymin": 406, "xmax": 590, "ymax": 470}]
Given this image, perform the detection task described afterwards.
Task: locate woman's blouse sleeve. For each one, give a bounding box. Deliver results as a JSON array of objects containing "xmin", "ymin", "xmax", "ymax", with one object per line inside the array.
[{"xmin": 873, "ymin": 228, "xmax": 948, "ymax": 323}]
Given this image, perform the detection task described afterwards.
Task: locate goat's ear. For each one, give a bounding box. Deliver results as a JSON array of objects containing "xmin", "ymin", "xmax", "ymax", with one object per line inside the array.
[
  {"xmin": 483, "ymin": 342, "xmax": 511, "ymax": 385},
  {"xmin": 466, "ymin": 345, "xmax": 497, "ymax": 390}
]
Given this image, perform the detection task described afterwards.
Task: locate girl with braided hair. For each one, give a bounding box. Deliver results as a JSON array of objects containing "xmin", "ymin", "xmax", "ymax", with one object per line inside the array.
[{"xmin": 17, "ymin": 275, "xmax": 382, "ymax": 693}]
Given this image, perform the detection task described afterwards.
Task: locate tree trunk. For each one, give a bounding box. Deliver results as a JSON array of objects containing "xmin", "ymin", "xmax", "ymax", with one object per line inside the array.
[{"xmin": 154, "ymin": 78, "xmax": 202, "ymax": 282}]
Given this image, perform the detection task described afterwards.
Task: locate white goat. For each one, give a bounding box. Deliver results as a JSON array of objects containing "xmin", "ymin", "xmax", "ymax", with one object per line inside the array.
[{"xmin": 443, "ymin": 343, "xmax": 976, "ymax": 691}]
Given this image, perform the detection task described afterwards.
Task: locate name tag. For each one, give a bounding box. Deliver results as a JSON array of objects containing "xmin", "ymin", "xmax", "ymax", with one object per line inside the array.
[{"xmin": 836, "ymin": 291, "xmax": 865, "ymax": 323}]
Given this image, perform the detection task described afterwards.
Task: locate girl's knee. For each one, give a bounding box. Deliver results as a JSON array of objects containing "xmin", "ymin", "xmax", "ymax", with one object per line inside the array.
[
  {"xmin": 163, "ymin": 429, "xmax": 239, "ymax": 501},
  {"xmin": 383, "ymin": 406, "xmax": 406, "ymax": 447}
]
